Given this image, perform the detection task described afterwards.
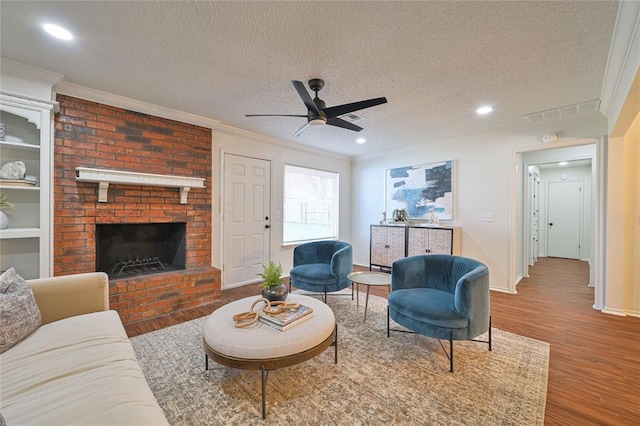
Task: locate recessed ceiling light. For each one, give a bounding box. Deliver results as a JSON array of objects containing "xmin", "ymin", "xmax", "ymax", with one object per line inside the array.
[
  {"xmin": 558, "ymin": 161, "xmax": 568, "ymax": 166},
  {"xmin": 476, "ymin": 106, "xmax": 493, "ymax": 115},
  {"xmin": 43, "ymin": 23, "xmax": 73, "ymax": 41},
  {"xmin": 356, "ymin": 138, "xmax": 366, "ymax": 144}
]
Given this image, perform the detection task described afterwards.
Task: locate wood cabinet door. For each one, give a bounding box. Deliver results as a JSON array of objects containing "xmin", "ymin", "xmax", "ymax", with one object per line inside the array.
[
  {"xmin": 387, "ymin": 227, "xmax": 407, "ymax": 265},
  {"xmin": 428, "ymin": 228, "xmax": 453, "ymax": 254},
  {"xmin": 370, "ymin": 226, "xmax": 389, "ymax": 266},
  {"xmin": 407, "ymin": 227, "xmax": 454, "ymax": 256},
  {"xmin": 407, "ymin": 227, "xmax": 429, "ymax": 256},
  {"xmin": 370, "ymin": 226, "xmax": 406, "ymax": 267}
]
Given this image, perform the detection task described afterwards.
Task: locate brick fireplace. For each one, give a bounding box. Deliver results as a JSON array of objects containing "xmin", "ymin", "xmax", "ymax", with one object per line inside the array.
[{"xmin": 53, "ymin": 95, "xmax": 221, "ymax": 324}]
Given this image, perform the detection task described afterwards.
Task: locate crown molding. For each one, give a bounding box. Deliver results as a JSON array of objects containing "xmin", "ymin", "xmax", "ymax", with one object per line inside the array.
[
  {"xmin": 56, "ymin": 81, "xmax": 220, "ymax": 129},
  {"xmin": 213, "ymin": 122, "xmax": 351, "ymax": 161},
  {"xmin": 0, "ymin": 58, "xmax": 64, "ymax": 88},
  {"xmin": 599, "ymin": 1, "xmax": 640, "ymax": 135},
  {"xmin": 0, "ymin": 58, "xmax": 63, "ymax": 100}
]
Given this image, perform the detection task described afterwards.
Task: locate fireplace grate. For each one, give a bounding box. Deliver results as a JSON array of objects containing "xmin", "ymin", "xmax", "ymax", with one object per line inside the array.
[{"xmin": 110, "ymin": 255, "xmax": 166, "ymax": 277}]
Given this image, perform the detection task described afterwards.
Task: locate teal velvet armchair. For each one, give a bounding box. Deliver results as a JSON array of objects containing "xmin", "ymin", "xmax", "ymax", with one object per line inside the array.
[
  {"xmin": 289, "ymin": 241, "xmax": 353, "ymax": 302},
  {"xmin": 387, "ymin": 254, "xmax": 491, "ymax": 372}
]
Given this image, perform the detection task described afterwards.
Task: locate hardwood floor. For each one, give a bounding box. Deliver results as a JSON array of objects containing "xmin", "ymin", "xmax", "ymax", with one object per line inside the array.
[{"xmin": 125, "ymin": 257, "xmax": 640, "ymax": 425}]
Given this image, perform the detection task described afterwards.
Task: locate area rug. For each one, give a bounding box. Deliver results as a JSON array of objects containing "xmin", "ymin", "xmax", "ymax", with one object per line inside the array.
[{"xmin": 131, "ymin": 293, "xmax": 549, "ymax": 425}]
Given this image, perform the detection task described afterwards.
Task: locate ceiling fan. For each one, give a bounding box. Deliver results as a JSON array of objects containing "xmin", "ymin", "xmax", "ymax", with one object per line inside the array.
[{"xmin": 246, "ymin": 79, "xmax": 387, "ymax": 137}]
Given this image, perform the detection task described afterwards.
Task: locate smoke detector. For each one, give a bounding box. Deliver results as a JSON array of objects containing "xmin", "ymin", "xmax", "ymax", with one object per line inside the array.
[{"xmin": 542, "ymin": 133, "xmax": 559, "ymax": 144}]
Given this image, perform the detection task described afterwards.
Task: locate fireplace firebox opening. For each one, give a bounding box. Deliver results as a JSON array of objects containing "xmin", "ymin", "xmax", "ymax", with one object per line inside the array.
[{"xmin": 96, "ymin": 222, "xmax": 186, "ymax": 279}]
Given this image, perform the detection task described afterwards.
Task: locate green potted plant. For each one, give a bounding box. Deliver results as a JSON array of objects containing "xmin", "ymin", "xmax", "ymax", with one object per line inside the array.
[
  {"xmin": 392, "ymin": 208, "xmax": 408, "ymax": 223},
  {"xmin": 258, "ymin": 261, "xmax": 288, "ymax": 302},
  {"xmin": 0, "ymin": 193, "xmax": 14, "ymax": 229}
]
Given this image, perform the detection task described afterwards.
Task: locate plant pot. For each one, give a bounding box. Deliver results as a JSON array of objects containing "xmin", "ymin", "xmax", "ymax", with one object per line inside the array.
[
  {"xmin": 261, "ymin": 283, "xmax": 288, "ymax": 302},
  {"xmin": 0, "ymin": 211, "xmax": 8, "ymax": 229}
]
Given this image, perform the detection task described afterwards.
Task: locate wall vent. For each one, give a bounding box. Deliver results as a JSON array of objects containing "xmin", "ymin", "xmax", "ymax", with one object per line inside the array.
[{"xmin": 523, "ymin": 99, "xmax": 600, "ymax": 124}]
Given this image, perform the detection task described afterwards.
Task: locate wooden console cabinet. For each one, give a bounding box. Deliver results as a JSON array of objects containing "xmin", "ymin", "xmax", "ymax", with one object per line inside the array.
[{"xmin": 370, "ymin": 224, "xmax": 461, "ymax": 269}]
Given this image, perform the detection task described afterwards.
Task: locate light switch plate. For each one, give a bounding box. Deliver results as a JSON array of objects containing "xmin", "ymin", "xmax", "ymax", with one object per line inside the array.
[{"xmin": 481, "ymin": 213, "xmax": 495, "ymax": 222}]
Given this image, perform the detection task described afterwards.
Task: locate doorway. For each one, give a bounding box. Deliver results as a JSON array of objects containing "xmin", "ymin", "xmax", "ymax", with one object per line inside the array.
[
  {"xmin": 513, "ymin": 141, "xmax": 602, "ymax": 309},
  {"xmin": 222, "ymin": 153, "xmax": 271, "ymax": 288}
]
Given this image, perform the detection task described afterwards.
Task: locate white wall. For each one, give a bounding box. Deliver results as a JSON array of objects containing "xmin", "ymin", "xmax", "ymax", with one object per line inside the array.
[
  {"xmin": 211, "ymin": 125, "xmax": 352, "ymax": 276},
  {"xmin": 351, "ymin": 113, "xmax": 607, "ymax": 293}
]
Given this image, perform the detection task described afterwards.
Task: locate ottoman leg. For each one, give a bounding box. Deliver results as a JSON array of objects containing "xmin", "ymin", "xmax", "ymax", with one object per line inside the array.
[
  {"xmin": 334, "ymin": 324, "xmax": 338, "ymax": 364},
  {"xmin": 261, "ymin": 365, "xmax": 269, "ymax": 419}
]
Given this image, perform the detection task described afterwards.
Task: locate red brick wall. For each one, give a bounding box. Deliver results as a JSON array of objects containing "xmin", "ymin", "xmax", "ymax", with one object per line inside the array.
[{"xmin": 53, "ymin": 95, "xmax": 221, "ymax": 324}]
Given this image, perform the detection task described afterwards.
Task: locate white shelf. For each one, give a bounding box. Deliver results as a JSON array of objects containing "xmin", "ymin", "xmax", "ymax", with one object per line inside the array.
[
  {"xmin": 0, "ymin": 228, "xmax": 40, "ymax": 239},
  {"xmin": 0, "ymin": 140, "xmax": 40, "ymax": 150},
  {"xmin": 75, "ymin": 167, "xmax": 206, "ymax": 204},
  {"xmin": 0, "ymin": 185, "xmax": 39, "ymax": 191}
]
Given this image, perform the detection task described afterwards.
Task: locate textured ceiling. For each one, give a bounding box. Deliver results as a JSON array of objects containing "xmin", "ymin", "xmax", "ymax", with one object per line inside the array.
[{"xmin": 0, "ymin": 1, "xmax": 618, "ymax": 158}]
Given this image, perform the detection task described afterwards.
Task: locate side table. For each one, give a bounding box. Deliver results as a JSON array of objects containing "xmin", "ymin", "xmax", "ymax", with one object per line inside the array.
[{"xmin": 347, "ymin": 271, "xmax": 391, "ymax": 321}]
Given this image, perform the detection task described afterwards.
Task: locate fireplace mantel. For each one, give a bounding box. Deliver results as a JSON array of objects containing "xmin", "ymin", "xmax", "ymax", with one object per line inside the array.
[{"xmin": 75, "ymin": 167, "xmax": 206, "ymax": 204}]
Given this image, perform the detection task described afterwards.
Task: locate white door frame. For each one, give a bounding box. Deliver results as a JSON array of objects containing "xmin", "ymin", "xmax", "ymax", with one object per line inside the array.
[{"xmin": 509, "ymin": 137, "xmax": 605, "ymax": 310}]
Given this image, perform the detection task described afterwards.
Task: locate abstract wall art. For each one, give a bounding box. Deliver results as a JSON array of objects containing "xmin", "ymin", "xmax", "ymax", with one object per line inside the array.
[{"xmin": 385, "ymin": 160, "xmax": 454, "ymax": 221}]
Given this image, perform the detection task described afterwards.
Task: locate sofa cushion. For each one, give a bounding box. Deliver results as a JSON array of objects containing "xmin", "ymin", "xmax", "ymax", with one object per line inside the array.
[
  {"xmin": 0, "ymin": 310, "xmax": 169, "ymax": 425},
  {"xmin": 0, "ymin": 268, "xmax": 41, "ymax": 353}
]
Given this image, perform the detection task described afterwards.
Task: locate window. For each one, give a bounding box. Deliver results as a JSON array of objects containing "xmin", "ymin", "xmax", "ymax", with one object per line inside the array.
[{"xmin": 283, "ymin": 165, "xmax": 339, "ymax": 244}]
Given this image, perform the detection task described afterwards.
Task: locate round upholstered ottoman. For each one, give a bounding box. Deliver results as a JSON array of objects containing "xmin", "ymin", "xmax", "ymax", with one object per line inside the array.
[{"xmin": 203, "ymin": 294, "xmax": 337, "ymax": 419}]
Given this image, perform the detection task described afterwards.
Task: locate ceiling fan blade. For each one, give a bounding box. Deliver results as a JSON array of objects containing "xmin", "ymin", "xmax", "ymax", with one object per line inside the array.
[
  {"xmin": 292, "ymin": 80, "xmax": 320, "ymax": 115},
  {"xmin": 293, "ymin": 122, "xmax": 310, "ymax": 137},
  {"xmin": 326, "ymin": 117, "xmax": 363, "ymax": 132},
  {"xmin": 246, "ymin": 114, "xmax": 308, "ymax": 117},
  {"xmin": 324, "ymin": 97, "xmax": 388, "ymax": 119}
]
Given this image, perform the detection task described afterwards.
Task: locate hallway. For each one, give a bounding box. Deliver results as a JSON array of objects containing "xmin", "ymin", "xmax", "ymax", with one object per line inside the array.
[{"xmin": 492, "ymin": 257, "xmax": 640, "ymax": 425}]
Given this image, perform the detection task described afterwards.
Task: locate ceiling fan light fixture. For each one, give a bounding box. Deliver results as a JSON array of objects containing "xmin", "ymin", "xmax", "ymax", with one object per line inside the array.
[
  {"xmin": 309, "ymin": 118, "xmax": 326, "ymax": 127},
  {"xmin": 356, "ymin": 138, "xmax": 366, "ymax": 144}
]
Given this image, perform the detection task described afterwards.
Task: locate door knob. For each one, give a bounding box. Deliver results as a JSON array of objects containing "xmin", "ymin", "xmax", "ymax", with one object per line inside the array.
[
  {"xmin": 549, "ymin": 223, "xmax": 553, "ymax": 227},
  {"xmin": 265, "ymin": 224, "xmax": 271, "ymax": 229}
]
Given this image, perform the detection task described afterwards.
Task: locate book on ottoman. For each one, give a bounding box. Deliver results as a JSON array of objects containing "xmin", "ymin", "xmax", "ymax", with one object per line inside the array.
[{"xmin": 259, "ymin": 304, "xmax": 314, "ymax": 331}]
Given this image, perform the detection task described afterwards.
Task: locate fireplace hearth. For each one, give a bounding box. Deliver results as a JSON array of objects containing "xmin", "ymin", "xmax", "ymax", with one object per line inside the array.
[{"xmin": 96, "ymin": 223, "xmax": 186, "ymax": 279}]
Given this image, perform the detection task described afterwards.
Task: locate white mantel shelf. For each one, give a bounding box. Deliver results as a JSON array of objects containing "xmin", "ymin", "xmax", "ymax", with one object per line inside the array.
[{"xmin": 75, "ymin": 167, "xmax": 205, "ymax": 204}]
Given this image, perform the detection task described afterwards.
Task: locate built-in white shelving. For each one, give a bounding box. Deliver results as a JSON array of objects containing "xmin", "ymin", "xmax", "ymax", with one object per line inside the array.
[{"xmin": 0, "ymin": 90, "xmax": 57, "ymax": 279}]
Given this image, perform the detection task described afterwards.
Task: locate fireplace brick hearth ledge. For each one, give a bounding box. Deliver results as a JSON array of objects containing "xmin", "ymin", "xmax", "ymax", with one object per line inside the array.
[
  {"xmin": 110, "ymin": 266, "xmax": 220, "ymax": 324},
  {"xmin": 54, "ymin": 95, "xmax": 221, "ymax": 324}
]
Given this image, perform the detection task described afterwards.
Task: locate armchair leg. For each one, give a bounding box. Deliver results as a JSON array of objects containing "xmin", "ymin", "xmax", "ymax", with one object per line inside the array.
[
  {"xmin": 386, "ymin": 305, "xmax": 390, "ymax": 337},
  {"xmin": 471, "ymin": 315, "xmax": 492, "ymax": 352},
  {"xmin": 449, "ymin": 332, "xmax": 454, "ymax": 373},
  {"xmin": 436, "ymin": 332, "xmax": 454, "ymax": 373},
  {"xmin": 489, "ymin": 316, "xmax": 492, "ymax": 351}
]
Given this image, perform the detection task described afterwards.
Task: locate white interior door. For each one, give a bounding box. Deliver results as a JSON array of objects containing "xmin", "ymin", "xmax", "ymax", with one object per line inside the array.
[
  {"xmin": 530, "ymin": 172, "xmax": 540, "ymax": 265},
  {"xmin": 223, "ymin": 153, "xmax": 271, "ymax": 288},
  {"xmin": 547, "ymin": 181, "xmax": 582, "ymax": 259}
]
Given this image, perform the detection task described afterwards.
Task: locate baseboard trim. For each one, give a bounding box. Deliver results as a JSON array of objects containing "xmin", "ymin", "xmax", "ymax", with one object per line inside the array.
[
  {"xmin": 601, "ymin": 307, "xmax": 627, "ymax": 317},
  {"xmin": 625, "ymin": 309, "xmax": 640, "ymax": 318}
]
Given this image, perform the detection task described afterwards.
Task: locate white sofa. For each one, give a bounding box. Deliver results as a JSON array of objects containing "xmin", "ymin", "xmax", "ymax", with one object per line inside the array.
[{"xmin": 0, "ymin": 272, "xmax": 169, "ymax": 425}]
